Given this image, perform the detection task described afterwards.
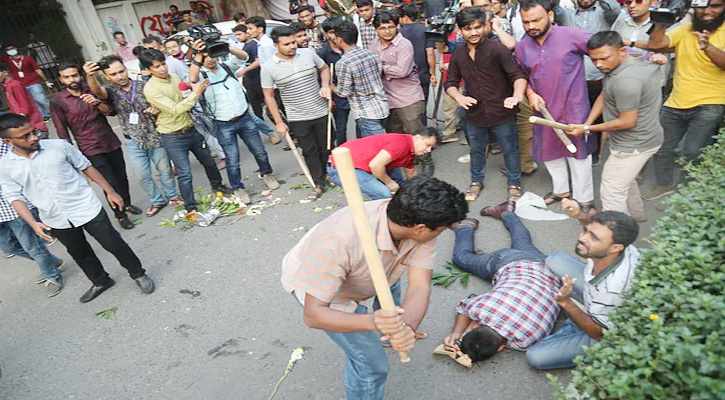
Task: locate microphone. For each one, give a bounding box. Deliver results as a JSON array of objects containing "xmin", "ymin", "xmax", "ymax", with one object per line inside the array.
[{"xmin": 178, "ymin": 81, "xmax": 190, "ymax": 91}]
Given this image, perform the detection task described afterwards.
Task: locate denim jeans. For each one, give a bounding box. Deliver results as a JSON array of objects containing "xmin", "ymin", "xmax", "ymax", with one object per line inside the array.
[
  {"xmin": 356, "ymin": 118, "xmax": 386, "ymax": 137},
  {"xmin": 0, "ymin": 209, "xmax": 60, "ymax": 279},
  {"xmin": 25, "ymin": 83, "xmax": 50, "ymax": 118},
  {"xmin": 654, "ymin": 105, "xmax": 725, "ymax": 186},
  {"xmin": 334, "ymin": 108, "xmax": 351, "ymax": 146},
  {"xmin": 160, "ymin": 128, "xmax": 223, "ymax": 212},
  {"xmin": 250, "ymin": 112, "xmax": 275, "ymax": 137},
  {"xmin": 216, "ymin": 112, "xmax": 274, "ymax": 190},
  {"xmin": 125, "ymin": 139, "xmax": 178, "ymax": 206},
  {"xmin": 452, "ymin": 212, "xmax": 545, "ymax": 281},
  {"xmin": 544, "ymin": 252, "xmax": 586, "ymax": 297},
  {"xmin": 323, "ymin": 280, "xmax": 402, "ymax": 400},
  {"xmin": 466, "ymin": 117, "xmax": 521, "ymax": 185},
  {"xmin": 327, "ymin": 166, "xmax": 405, "ymax": 200}
]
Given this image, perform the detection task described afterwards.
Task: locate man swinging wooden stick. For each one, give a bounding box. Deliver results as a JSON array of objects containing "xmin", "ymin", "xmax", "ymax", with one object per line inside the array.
[{"xmin": 282, "ymin": 170, "xmax": 468, "ymax": 399}]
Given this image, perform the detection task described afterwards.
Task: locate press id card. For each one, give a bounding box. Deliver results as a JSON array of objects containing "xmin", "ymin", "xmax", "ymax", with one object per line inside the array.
[
  {"xmin": 129, "ymin": 112, "xmax": 139, "ymax": 125},
  {"xmin": 18, "ymin": 71, "xmax": 24, "ymax": 78}
]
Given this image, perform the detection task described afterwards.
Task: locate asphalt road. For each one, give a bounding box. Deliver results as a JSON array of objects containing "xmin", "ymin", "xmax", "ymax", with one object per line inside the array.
[{"xmin": 0, "ymin": 116, "xmax": 666, "ymax": 400}]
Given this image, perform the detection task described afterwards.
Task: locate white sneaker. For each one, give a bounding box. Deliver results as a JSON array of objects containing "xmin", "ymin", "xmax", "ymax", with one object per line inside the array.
[
  {"xmin": 234, "ymin": 188, "xmax": 251, "ymax": 204},
  {"xmin": 457, "ymin": 154, "xmax": 471, "ymax": 164}
]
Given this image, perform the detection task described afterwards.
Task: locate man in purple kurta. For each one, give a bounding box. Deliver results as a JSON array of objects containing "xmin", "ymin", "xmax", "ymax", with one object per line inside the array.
[{"xmin": 515, "ymin": 0, "xmax": 597, "ymax": 213}]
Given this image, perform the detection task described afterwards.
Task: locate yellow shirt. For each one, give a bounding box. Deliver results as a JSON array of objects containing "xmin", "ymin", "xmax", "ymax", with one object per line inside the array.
[
  {"xmin": 142, "ymin": 73, "xmax": 199, "ymax": 134},
  {"xmin": 665, "ymin": 24, "xmax": 725, "ymax": 109}
]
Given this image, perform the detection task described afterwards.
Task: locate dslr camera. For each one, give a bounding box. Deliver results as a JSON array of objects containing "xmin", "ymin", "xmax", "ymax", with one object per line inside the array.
[
  {"xmin": 187, "ymin": 24, "xmax": 229, "ymax": 58},
  {"xmin": 650, "ymin": 0, "xmax": 711, "ymax": 24},
  {"xmin": 425, "ymin": 7, "xmax": 458, "ymax": 43}
]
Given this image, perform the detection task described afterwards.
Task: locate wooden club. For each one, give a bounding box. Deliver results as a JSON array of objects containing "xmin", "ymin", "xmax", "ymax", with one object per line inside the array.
[
  {"xmin": 282, "ymin": 132, "xmax": 315, "ymax": 187},
  {"xmin": 529, "ymin": 104, "xmax": 578, "ymax": 154},
  {"xmin": 326, "ymin": 64, "xmax": 334, "ymax": 151}
]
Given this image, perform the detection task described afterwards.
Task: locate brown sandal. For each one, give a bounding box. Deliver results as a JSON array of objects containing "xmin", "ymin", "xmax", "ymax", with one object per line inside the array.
[
  {"xmin": 146, "ymin": 204, "xmax": 166, "ymax": 217},
  {"xmin": 543, "ymin": 192, "xmax": 570, "ymax": 205}
]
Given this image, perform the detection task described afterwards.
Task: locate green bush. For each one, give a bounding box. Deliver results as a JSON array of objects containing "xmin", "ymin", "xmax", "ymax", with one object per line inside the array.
[{"xmin": 555, "ymin": 129, "xmax": 725, "ymax": 399}]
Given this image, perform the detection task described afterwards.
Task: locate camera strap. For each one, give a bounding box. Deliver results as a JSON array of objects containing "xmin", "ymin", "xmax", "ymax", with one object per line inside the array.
[{"xmin": 200, "ymin": 63, "xmax": 235, "ymax": 88}]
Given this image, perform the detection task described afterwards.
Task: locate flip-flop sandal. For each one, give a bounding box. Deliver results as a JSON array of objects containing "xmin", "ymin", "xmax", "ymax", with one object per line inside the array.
[
  {"xmin": 507, "ymin": 184, "xmax": 523, "ymax": 200},
  {"xmin": 307, "ymin": 187, "xmax": 325, "ymax": 200},
  {"xmin": 543, "ymin": 192, "xmax": 570, "ymax": 205},
  {"xmin": 464, "ymin": 183, "xmax": 483, "ymax": 202},
  {"xmin": 146, "ymin": 204, "xmax": 166, "ymax": 217}
]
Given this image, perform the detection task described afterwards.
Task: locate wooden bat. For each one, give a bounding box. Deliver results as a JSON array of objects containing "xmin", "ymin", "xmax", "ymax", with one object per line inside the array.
[
  {"xmin": 529, "ymin": 105, "xmax": 578, "ymax": 154},
  {"xmin": 283, "ymin": 132, "xmax": 315, "ymax": 187},
  {"xmin": 327, "ymin": 64, "xmax": 335, "ymax": 151},
  {"xmin": 331, "ymin": 147, "xmax": 411, "ymax": 363},
  {"xmin": 428, "ymin": 73, "xmax": 444, "ymax": 128},
  {"xmin": 528, "ymin": 116, "xmax": 574, "ymax": 132}
]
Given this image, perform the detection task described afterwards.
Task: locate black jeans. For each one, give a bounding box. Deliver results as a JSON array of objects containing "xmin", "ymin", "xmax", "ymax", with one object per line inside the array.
[
  {"xmin": 86, "ymin": 148, "xmax": 131, "ymax": 220},
  {"xmin": 244, "ymin": 79, "xmax": 265, "ymax": 118},
  {"xmin": 53, "ymin": 209, "xmax": 145, "ymax": 286},
  {"xmin": 289, "ymin": 116, "xmax": 329, "ymax": 188}
]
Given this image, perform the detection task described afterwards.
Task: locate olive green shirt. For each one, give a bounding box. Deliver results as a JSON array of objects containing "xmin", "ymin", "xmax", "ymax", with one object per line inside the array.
[{"xmin": 142, "ymin": 73, "xmax": 199, "ymax": 134}]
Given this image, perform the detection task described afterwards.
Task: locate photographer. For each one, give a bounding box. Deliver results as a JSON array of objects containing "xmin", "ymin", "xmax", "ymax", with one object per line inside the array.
[
  {"xmin": 643, "ymin": 0, "xmax": 725, "ymax": 200},
  {"xmin": 187, "ymin": 39, "xmax": 281, "ymax": 204}
]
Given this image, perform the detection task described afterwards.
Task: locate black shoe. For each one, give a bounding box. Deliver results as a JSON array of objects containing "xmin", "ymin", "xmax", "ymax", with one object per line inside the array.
[
  {"xmin": 592, "ymin": 153, "xmax": 601, "ymax": 166},
  {"xmin": 80, "ymin": 279, "xmax": 115, "ymax": 303},
  {"xmin": 125, "ymin": 205, "xmax": 142, "ymax": 215},
  {"xmin": 118, "ymin": 215, "xmax": 135, "ymax": 230},
  {"xmin": 134, "ymin": 275, "xmax": 155, "ymax": 294},
  {"xmin": 212, "ymin": 185, "xmax": 234, "ymax": 195}
]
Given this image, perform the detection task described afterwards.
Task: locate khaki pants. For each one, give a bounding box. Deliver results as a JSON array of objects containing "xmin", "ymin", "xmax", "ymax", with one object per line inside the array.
[
  {"xmin": 601, "ymin": 145, "xmax": 660, "ymax": 218},
  {"xmin": 516, "ymin": 98, "xmax": 536, "ymax": 173},
  {"xmin": 442, "ymin": 93, "xmax": 460, "ymax": 138},
  {"xmin": 387, "ymin": 101, "xmax": 425, "ymax": 134}
]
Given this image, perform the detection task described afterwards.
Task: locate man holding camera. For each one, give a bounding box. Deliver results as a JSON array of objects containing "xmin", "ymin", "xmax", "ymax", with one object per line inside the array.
[
  {"xmin": 643, "ymin": 0, "xmax": 725, "ymax": 200},
  {"xmin": 187, "ymin": 39, "xmax": 281, "ymax": 204}
]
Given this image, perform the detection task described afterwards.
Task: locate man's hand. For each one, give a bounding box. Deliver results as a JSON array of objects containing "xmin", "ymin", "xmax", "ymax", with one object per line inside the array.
[
  {"xmin": 527, "ymin": 91, "xmax": 546, "ymax": 112},
  {"xmin": 554, "ymin": 274, "xmax": 578, "ymax": 306},
  {"xmin": 83, "ymin": 61, "xmax": 101, "ymax": 76},
  {"xmin": 430, "ymin": 74, "xmax": 437, "ymax": 87},
  {"xmin": 190, "ymin": 78, "xmax": 210, "ymax": 95},
  {"xmin": 492, "ymin": 16, "xmax": 503, "ymax": 32},
  {"xmin": 622, "ymin": 38, "xmax": 633, "ymax": 47},
  {"xmin": 143, "ymin": 107, "xmax": 159, "ymax": 115},
  {"xmin": 503, "ymin": 95, "xmax": 523, "ymax": 109},
  {"xmin": 456, "ymin": 95, "xmax": 478, "ymax": 110},
  {"xmin": 373, "ymin": 307, "xmax": 416, "ymax": 352},
  {"xmin": 650, "ymin": 53, "xmax": 668, "ymax": 65},
  {"xmin": 692, "ymin": 30, "xmax": 712, "ymax": 50},
  {"xmin": 31, "ymin": 221, "xmax": 53, "ymax": 241},
  {"xmin": 561, "ymin": 198, "xmax": 581, "ymax": 219},
  {"xmin": 191, "ymin": 38, "xmax": 207, "ymax": 52},
  {"xmin": 386, "ymin": 181, "xmax": 400, "ymax": 194},
  {"xmin": 440, "ymin": 63, "xmax": 449, "ymax": 72},
  {"xmin": 319, "ymin": 86, "xmax": 332, "ymax": 100},
  {"xmin": 236, "ymin": 68, "xmax": 247, "ymax": 77},
  {"xmin": 276, "ymin": 122, "xmax": 290, "ymax": 136},
  {"xmin": 568, "ymin": 124, "xmax": 586, "ymax": 137},
  {"xmin": 107, "ymin": 191, "xmax": 125, "ymax": 210},
  {"xmin": 443, "ymin": 332, "xmax": 462, "ymax": 352},
  {"xmin": 45, "ymin": 81, "xmax": 54, "ymax": 89},
  {"xmin": 79, "ymin": 94, "xmax": 101, "ymax": 106}
]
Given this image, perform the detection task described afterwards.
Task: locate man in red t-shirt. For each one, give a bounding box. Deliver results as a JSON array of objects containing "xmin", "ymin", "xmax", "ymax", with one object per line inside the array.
[
  {"xmin": 328, "ymin": 129, "xmax": 439, "ymax": 199},
  {"xmin": 0, "ymin": 63, "xmax": 48, "ymax": 136},
  {"xmin": 1, "ymin": 44, "xmax": 54, "ymax": 119}
]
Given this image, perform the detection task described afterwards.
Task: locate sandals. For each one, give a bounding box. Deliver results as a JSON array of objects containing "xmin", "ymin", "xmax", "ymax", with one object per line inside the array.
[
  {"xmin": 580, "ymin": 202, "xmax": 597, "ymax": 215},
  {"xmin": 125, "ymin": 205, "xmax": 142, "ymax": 215},
  {"xmin": 118, "ymin": 216, "xmax": 135, "ymax": 230},
  {"xmin": 146, "ymin": 204, "xmax": 166, "ymax": 217},
  {"xmin": 464, "ymin": 183, "xmax": 483, "ymax": 202},
  {"xmin": 543, "ymin": 192, "xmax": 570, "ymax": 205},
  {"xmin": 169, "ymin": 197, "xmax": 184, "ymax": 206},
  {"xmin": 507, "ymin": 184, "xmax": 523, "ymax": 200},
  {"xmin": 307, "ymin": 186, "xmax": 325, "ymax": 200}
]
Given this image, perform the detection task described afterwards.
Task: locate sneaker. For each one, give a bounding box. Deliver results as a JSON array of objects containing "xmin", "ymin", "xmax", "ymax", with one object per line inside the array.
[
  {"xmin": 592, "ymin": 153, "xmax": 601, "ymax": 166},
  {"xmin": 441, "ymin": 134, "xmax": 459, "ymax": 144},
  {"xmin": 36, "ymin": 258, "xmax": 66, "ymax": 284},
  {"xmin": 45, "ymin": 237, "xmax": 58, "ymax": 247},
  {"xmin": 269, "ymin": 132, "xmax": 282, "ymax": 145},
  {"xmin": 46, "ymin": 274, "xmax": 64, "ymax": 297},
  {"xmin": 262, "ymin": 174, "xmax": 280, "ymax": 190},
  {"xmin": 457, "ymin": 154, "xmax": 471, "ymax": 164},
  {"xmin": 134, "ymin": 275, "xmax": 155, "ymax": 294},
  {"xmin": 234, "ymin": 188, "xmax": 251, "ymax": 204},
  {"xmin": 4, "ymin": 252, "xmax": 14, "ymax": 258},
  {"xmin": 642, "ymin": 184, "xmax": 676, "ymax": 201}
]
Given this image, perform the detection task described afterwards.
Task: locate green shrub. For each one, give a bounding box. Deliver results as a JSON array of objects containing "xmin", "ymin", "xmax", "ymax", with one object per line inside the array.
[{"xmin": 555, "ymin": 129, "xmax": 725, "ymax": 399}]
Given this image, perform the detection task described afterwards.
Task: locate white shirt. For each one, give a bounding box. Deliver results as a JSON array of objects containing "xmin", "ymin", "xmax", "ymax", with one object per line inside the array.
[
  {"xmin": 257, "ymin": 34, "xmax": 276, "ymax": 64},
  {"xmin": 0, "ymin": 139, "xmax": 102, "ymax": 229},
  {"xmin": 584, "ymin": 245, "xmax": 640, "ymax": 328}
]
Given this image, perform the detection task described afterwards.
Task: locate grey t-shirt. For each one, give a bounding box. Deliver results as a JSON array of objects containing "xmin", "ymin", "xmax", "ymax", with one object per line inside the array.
[{"xmin": 602, "ymin": 59, "xmax": 664, "ymax": 152}]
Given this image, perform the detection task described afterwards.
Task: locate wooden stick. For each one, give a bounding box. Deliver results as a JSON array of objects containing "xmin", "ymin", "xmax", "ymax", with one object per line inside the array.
[
  {"xmin": 327, "ymin": 64, "xmax": 334, "ymax": 151},
  {"xmin": 528, "ymin": 116, "xmax": 574, "ymax": 132},
  {"xmin": 530, "ymin": 105, "xmax": 578, "ymax": 154},
  {"xmin": 429, "ymin": 74, "xmax": 444, "ymax": 129},
  {"xmin": 331, "ymin": 147, "xmax": 411, "ymax": 363},
  {"xmin": 283, "ymin": 132, "xmax": 315, "ymax": 187}
]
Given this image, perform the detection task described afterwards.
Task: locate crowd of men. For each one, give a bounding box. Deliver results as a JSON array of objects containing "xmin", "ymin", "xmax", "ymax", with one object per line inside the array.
[{"xmin": 0, "ymin": 0, "xmax": 723, "ymax": 397}]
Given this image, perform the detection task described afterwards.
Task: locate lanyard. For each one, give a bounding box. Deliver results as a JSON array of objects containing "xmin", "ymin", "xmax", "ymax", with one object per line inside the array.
[
  {"xmin": 121, "ymin": 79, "xmax": 138, "ymax": 107},
  {"xmin": 11, "ymin": 56, "xmax": 23, "ymax": 70}
]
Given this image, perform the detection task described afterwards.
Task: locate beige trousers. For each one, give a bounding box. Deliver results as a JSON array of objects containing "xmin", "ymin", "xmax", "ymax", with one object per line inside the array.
[
  {"xmin": 442, "ymin": 93, "xmax": 460, "ymax": 138},
  {"xmin": 601, "ymin": 145, "xmax": 660, "ymax": 218},
  {"xmin": 516, "ymin": 98, "xmax": 536, "ymax": 173}
]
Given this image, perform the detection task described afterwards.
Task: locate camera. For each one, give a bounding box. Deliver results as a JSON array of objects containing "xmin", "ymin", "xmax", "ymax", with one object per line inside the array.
[
  {"xmin": 425, "ymin": 7, "xmax": 458, "ymax": 43},
  {"xmin": 97, "ymin": 60, "xmax": 110, "ymax": 71},
  {"xmin": 650, "ymin": 0, "xmax": 710, "ymax": 25},
  {"xmin": 187, "ymin": 24, "xmax": 229, "ymax": 58},
  {"xmin": 289, "ymin": 0, "xmax": 306, "ymax": 14}
]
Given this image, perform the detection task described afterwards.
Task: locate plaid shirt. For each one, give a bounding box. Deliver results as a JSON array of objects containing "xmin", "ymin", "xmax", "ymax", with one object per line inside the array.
[
  {"xmin": 358, "ymin": 19, "xmax": 378, "ymax": 50},
  {"xmin": 456, "ymin": 260, "xmax": 561, "ymax": 351},
  {"xmin": 335, "ymin": 47, "xmax": 389, "ymax": 120},
  {"xmin": 0, "ymin": 143, "xmax": 34, "ymax": 222}
]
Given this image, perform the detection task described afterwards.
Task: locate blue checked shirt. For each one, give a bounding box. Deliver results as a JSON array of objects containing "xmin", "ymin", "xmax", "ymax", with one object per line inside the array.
[
  {"xmin": 0, "ymin": 143, "xmax": 34, "ymax": 223},
  {"xmin": 334, "ymin": 46, "xmax": 389, "ymax": 121}
]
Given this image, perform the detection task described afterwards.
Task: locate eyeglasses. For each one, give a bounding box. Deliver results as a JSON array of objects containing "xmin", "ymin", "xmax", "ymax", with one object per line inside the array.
[
  {"xmin": 624, "ymin": 0, "xmax": 646, "ymax": 5},
  {"xmin": 376, "ymin": 26, "xmax": 397, "ymax": 32},
  {"xmin": 9, "ymin": 129, "xmax": 39, "ymax": 141}
]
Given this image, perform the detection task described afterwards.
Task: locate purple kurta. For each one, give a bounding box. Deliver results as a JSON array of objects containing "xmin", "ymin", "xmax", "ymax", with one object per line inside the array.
[{"xmin": 514, "ymin": 26, "xmax": 597, "ymax": 162}]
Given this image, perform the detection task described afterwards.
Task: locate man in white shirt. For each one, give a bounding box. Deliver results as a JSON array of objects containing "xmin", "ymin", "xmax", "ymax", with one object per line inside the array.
[
  {"xmin": 142, "ymin": 36, "xmax": 190, "ymax": 81},
  {"xmin": 246, "ymin": 16, "xmax": 277, "ymax": 64},
  {"xmin": 0, "ymin": 113, "xmax": 155, "ymax": 303}
]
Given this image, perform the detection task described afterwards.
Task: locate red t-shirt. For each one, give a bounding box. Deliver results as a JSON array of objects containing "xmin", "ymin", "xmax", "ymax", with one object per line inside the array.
[
  {"xmin": 332, "ymin": 134, "xmax": 415, "ymax": 173},
  {"xmin": 0, "ymin": 55, "xmax": 41, "ymax": 86}
]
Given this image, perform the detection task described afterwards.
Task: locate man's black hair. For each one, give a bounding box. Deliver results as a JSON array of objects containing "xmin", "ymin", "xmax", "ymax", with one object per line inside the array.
[
  {"xmin": 355, "ymin": 0, "xmax": 373, "ymax": 7},
  {"xmin": 246, "ymin": 16, "xmax": 267, "ymax": 30},
  {"xmin": 456, "ymin": 7, "xmax": 490, "ymax": 28},
  {"xmin": 233, "ymin": 11, "xmax": 246, "ymax": 21},
  {"xmin": 132, "ymin": 45, "xmax": 145, "ymax": 57},
  {"xmin": 414, "ymin": 126, "xmax": 441, "ymax": 144},
  {"xmin": 112, "ymin": 31, "xmax": 125, "ymax": 38},
  {"xmin": 373, "ymin": 10, "xmax": 399, "ymax": 28},
  {"xmin": 321, "ymin": 17, "xmax": 342, "ymax": 33},
  {"xmin": 590, "ymin": 211, "xmax": 639, "ymax": 248},
  {"xmin": 164, "ymin": 37, "xmax": 181, "ymax": 46},
  {"xmin": 98, "ymin": 55, "xmax": 124, "ymax": 71},
  {"xmin": 138, "ymin": 48, "xmax": 165, "ymax": 70},
  {"xmin": 3, "ymin": 43, "xmax": 15, "ymax": 49},
  {"xmin": 170, "ymin": 4, "xmax": 178, "ymax": 9},
  {"xmin": 232, "ymin": 24, "xmax": 248, "ymax": 33},
  {"xmin": 270, "ymin": 26, "xmax": 297, "ymax": 44},
  {"xmin": 335, "ymin": 21, "xmax": 359, "ymax": 45},
  {"xmin": 0, "ymin": 113, "xmax": 30, "ymax": 138},
  {"xmin": 297, "ymin": 4, "xmax": 316, "ymax": 15},
  {"xmin": 460, "ymin": 326, "xmax": 507, "ymax": 362},
  {"xmin": 181, "ymin": 10, "xmax": 191, "ymax": 16},
  {"xmin": 520, "ymin": 0, "xmax": 552, "ymax": 12},
  {"xmin": 58, "ymin": 63, "xmax": 81, "ymax": 75},
  {"xmin": 0, "ymin": 63, "xmax": 8, "ymax": 72},
  {"xmin": 387, "ymin": 176, "xmax": 468, "ymax": 230},
  {"xmin": 290, "ymin": 22, "xmax": 308, "ymax": 34},
  {"xmin": 587, "ymin": 31, "xmax": 624, "ymax": 50},
  {"xmin": 142, "ymin": 36, "xmax": 163, "ymax": 45},
  {"xmin": 399, "ymin": 4, "xmax": 420, "ymax": 21}
]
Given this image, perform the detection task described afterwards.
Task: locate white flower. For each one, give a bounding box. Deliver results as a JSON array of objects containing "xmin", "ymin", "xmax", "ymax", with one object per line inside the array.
[{"xmin": 289, "ymin": 347, "xmax": 304, "ymax": 363}]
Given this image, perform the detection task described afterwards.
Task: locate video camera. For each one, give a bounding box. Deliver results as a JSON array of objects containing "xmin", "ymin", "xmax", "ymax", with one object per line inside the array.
[
  {"xmin": 425, "ymin": 7, "xmax": 458, "ymax": 43},
  {"xmin": 289, "ymin": 0, "xmax": 306, "ymax": 14},
  {"xmin": 187, "ymin": 24, "xmax": 229, "ymax": 58},
  {"xmin": 650, "ymin": 0, "xmax": 711, "ymax": 25}
]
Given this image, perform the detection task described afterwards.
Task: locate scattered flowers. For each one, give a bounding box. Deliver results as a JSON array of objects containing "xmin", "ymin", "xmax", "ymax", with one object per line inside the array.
[
  {"xmin": 649, "ymin": 314, "xmax": 659, "ymax": 321},
  {"xmin": 268, "ymin": 347, "xmax": 305, "ymax": 400}
]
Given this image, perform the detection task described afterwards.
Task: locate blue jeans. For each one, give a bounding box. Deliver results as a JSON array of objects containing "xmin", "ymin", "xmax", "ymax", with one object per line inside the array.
[
  {"xmin": 334, "ymin": 108, "xmax": 351, "ymax": 146},
  {"xmin": 250, "ymin": 112, "xmax": 275, "ymax": 137},
  {"xmin": 160, "ymin": 128, "xmax": 223, "ymax": 212},
  {"xmin": 324, "ymin": 280, "xmax": 402, "ymax": 400},
  {"xmin": 327, "ymin": 166, "xmax": 405, "ymax": 200},
  {"xmin": 356, "ymin": 118, "xmax": 386, "ymax": 137},
  {"xmin": 26, "ymin": 83, "xmax": 50, "ymax": 118},
  {"xmin": 216, "ymin": 112, "xmax": 274, "ymax": 190},
  {"xmin": 0, "ymin": 209, "xmax": 60, "ymax": 279},
  {"xmin": 125, "ymin": 139, "xmax": 178, "ymax": 206},
  {"xmin": 654, "ymin": 105, "xmax": 725, "ymax": 186},
  {"xmin": 452, "ymin": 212, "xmax": 545, "ymax": 281},
  {"xmin": 466, "ymin": 117, "xmax": 521, "ymax": 185}
]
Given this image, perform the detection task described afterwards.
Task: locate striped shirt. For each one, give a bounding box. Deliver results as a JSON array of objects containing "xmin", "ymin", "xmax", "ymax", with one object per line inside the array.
[
  {"xmin": 584, "ymin": 245, "xmax": 639, "ymax": 329},
  {"xmin": 261, "ymin": 49, "xmax": 328, "ymax": 122},
  {"xmin": 335, "ymin": 46, "xmax": 389, "ymax": 121},
  {"xmin": 282, "ymin": 199, "xmax": 438, "ymax": 313},
  {"xmin": 456, "ymin": 260, "xmax": 561, "ymax": 350}
]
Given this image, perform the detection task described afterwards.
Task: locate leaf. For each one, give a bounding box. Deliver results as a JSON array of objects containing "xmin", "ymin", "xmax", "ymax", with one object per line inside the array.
[
  {"xmin": 259, "ymin": 227, "xmax": 266, "ymax": 232},
  {"xmin": 133, "ymin": 218, "xmax": 142, "ymax": 225},
  {"xmin": 95, "ymin": 306, "xmax": 118, "ymax": 320},
  {"xmin": 460, "ymin": 273, "xmax": 470, "ymax": 288}
]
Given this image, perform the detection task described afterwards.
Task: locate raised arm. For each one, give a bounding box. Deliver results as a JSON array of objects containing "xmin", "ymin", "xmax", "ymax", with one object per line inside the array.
[{"xmin": 82, "ymin": 62, "xmax": 109, "ymax": 100}]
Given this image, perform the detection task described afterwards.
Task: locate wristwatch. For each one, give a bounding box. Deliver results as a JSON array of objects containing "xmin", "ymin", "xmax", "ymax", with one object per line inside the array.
[{"xmin": 584, "ymin": 125, "xmax": 591, "ymax": 136}]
